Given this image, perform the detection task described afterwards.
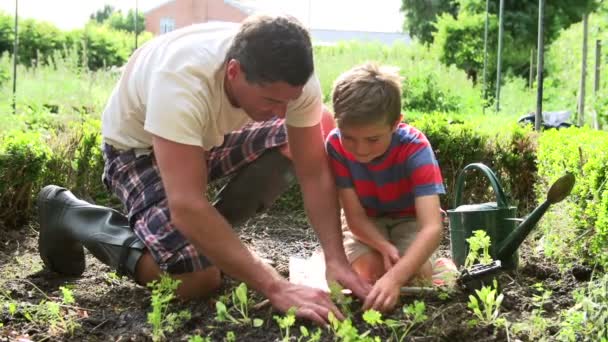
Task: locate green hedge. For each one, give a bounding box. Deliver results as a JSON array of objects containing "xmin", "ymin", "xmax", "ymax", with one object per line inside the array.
[
  {"xmin": 0, "ymin": 11, "xmax": 152, "ymax": 70},
  {"xmin": 1, "ymin": 113, "xmax": 606, "ymax": 272},
  {"xmin": 0, "ymin": 118, "xmax": 110, "ymax": 230},
  {"xmin": 536, "ymin": 127, "xmax": 608, "ymax": 269}
]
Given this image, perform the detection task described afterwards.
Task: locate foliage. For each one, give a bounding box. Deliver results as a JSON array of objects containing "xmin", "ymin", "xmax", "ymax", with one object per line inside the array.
[
  {"xmin": 0, "ymin": 12, "xmax": 151, "ymax": 71},
  {"xmin": 536, "ymin": 127, "xmax": 608, "ymax": 269},
  {"xmin": 428, "ymin": 0, "xmax": 599, "ymax": 89},
  {"xmin": 464, "ymin": 230, "xmax": 493, "ymax": 269},
  {"xmin": 215, "ymin": 283, "xmax": 263, "ymax": 327},
  {"xmin": 147, "ymin": 274, "xmax": 191, "ymax": 342},
  {"xmin": 273, "ymin": 308, "xmax": 296, "ymax": 342},
  {"xmin": 384, "ymin": 301, "xmax": 428, "ymax": 342},
  {"xmin": 313, "ymin": 41, "xmax": 483, "ymax": 115},
  {"xmin": 433, "ymin": 12, "xmax": 498, "ymax": 85},
  {"xmin": 512, "ymin": 282, "xmax": 553, "ymax": 340},
  {"xmin": 467, "ymin": 279, "xmax": 505, "ymax": 326},
  {"xmin": 329, "ymin": 281, "xmax": 353, "ymax": 317},
  {"xmin": 400, "ymin": 0, "xmax": 458, "ymax": 44},
  {"xmin": 0, "ymin": 130, "xmax": 51, "ymax": 228},
  {"xmin": 545, "ymin": 8, "xmax": 608, "ymax": 126},
  {"xmin": 328, "ymin": 312, "xmax": 380, "ymax": 342},
  {"xmin": 558, "ymin": 273, "xmax": 608, "ymax": 341}
]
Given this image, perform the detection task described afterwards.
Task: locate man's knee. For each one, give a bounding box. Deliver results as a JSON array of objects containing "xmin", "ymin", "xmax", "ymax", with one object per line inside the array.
[
  {"xmin": 135, "ymin": 251, "xmax": 221, "ymax": 300},
  {"xmin": 175, "ymin": 266, "xmax": 222, "ymax": 300}
]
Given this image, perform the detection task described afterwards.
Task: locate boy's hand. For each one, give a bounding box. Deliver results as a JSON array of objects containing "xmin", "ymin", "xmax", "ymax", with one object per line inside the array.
[
  {"xmin": 379, "ymin": 244, "xmax": 400, "ymax": 272},
  {"xmin": 362, "ymin": 273, "xmax": 401, "ymax": 313}
]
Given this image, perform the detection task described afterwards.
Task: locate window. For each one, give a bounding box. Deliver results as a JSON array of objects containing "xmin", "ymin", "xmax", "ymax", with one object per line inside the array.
[{"xmin": 160, "ymin": 17, "xmax": 175, "ymax": 34}]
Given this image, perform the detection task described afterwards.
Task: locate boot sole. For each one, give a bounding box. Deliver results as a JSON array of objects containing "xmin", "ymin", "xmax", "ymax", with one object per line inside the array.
[{"xmin": 37, "ymin": 185, "xmax": 86, "ymax": 276}]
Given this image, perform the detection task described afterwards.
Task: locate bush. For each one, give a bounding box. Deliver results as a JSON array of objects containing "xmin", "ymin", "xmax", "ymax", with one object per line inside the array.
[
  {"xmin": 536, "ymin": 127, "xmax": 608, "ymax": 269},
  {"xmin": 0, "ymin": 131, "xmax": 51, "ymax": 228}
]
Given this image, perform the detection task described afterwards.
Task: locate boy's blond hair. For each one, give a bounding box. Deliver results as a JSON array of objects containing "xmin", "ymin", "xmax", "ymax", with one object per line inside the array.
[{"xmin": 332, "ymin": 63, "xmax": 403, "ymax": 128}]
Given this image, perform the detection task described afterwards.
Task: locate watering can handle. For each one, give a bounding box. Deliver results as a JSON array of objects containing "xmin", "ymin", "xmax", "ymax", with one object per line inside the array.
[{"xmin": 453, "ymin": 163, "xmax": 509, "ymax": 208}]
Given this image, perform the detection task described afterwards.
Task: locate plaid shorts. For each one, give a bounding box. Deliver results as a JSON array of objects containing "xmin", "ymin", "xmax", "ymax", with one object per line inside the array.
[{"xmin": 102, "ymin": 118, "xmax": 287, "ymax": 274}]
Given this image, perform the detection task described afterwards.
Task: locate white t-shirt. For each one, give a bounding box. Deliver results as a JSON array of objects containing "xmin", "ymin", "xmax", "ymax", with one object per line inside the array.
[{"xmin": 102, "ymin": 22, "xmax": 322, "ymax": 151}]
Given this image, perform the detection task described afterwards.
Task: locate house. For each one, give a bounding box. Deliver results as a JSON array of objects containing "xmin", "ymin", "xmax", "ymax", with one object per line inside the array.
[
  {"xmin": 144, "ymin": 0, "xmax": 411, "ymax": 45},
  {"xmin": 144, "ymin": 0, "xmax": 251, "ymax": 35}
]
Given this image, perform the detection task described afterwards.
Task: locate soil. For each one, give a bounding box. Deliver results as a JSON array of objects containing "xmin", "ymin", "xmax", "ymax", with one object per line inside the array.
[{"xmin": 0, "ymin": 208, "xmax": 588, "ymax": 342}]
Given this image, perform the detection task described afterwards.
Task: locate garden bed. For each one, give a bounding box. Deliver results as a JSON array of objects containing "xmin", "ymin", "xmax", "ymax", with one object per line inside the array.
[{"xmin": 0, "ymin": 209, "xmax": 589, "ymax": 341}]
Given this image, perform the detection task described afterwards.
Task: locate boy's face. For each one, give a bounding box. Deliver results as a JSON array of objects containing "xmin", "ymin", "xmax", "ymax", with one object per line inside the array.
[{"xmin": 338, "ymin": 119, "xmax": 398, "ymax": 163}]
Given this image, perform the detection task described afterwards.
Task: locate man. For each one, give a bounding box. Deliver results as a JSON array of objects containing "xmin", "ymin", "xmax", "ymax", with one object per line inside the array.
[{"xmin": 37, "ymin": 15, "xmax": 369, "ymax": 325}]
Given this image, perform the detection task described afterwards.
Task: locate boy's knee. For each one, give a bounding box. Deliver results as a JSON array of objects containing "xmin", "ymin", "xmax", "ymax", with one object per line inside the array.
[{"xmin": 352, "ymin": 253, "xmax": 384, "ymax": 284}]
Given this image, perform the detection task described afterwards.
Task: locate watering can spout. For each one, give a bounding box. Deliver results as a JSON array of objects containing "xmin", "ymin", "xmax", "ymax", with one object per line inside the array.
[{"xmin": 497, "ymin": 173, "xmax": 575, "ymax": 262}]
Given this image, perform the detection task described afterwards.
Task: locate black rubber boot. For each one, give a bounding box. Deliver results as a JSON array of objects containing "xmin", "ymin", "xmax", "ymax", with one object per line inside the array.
[
  {"xmin": 213, "ymin": 148, "xmax": 295, "ymax": 226},
  {"xmin": 37, "ymin": 185, "xmax": 144, "ymax": 278}
]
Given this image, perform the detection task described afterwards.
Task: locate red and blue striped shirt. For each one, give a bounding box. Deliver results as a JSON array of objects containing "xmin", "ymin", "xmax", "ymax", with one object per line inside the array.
[{"xmin": 326, "ymin": 123, "xmax": 445, "ymax": 218}]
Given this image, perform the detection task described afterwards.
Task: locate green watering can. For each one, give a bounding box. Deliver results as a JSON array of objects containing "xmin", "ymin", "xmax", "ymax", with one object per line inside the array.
[{"xmin": 448, "ymin": 163, "xmax": 575, "ymax": 270}]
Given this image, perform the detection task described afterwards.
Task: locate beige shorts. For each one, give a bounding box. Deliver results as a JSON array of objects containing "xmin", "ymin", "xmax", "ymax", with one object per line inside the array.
[{"xmin": 342, "ymin": 213, "xmax": 420, "ymax": 264}]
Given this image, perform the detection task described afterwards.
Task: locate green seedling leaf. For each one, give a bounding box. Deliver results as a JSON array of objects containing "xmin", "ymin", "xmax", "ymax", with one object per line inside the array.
[
  {"xmin": 362, "ymin": 309, "xmax": 383, "ymax": 326},
  {"xmin": 253, "ymin": 318, "xmax": 264, "ymax": 327}
]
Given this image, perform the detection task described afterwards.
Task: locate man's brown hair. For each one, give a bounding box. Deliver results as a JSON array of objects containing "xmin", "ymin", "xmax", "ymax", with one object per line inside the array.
[
  {"xmin": 332, "ymin": 63, "xmax": 403, "ymax": 127},
  {"xmin": 225, "ymin": 15, "xmax": 313, "ymax": 86}
]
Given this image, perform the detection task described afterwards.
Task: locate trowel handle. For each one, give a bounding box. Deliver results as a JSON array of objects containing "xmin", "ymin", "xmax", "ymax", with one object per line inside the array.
[{"xmin": 454, "ymin": 163, "xmax": 509, "ymax": 208}]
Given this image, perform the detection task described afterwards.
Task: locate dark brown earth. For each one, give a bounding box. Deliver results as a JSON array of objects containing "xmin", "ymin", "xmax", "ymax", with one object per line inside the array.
[{"xmin": 0, "ymin": 207, "xmax": 588, "ymax": 342}]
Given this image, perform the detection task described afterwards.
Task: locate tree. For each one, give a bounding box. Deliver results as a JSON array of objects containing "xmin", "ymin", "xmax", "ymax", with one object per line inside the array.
[
  {"xmin": 89, "ymin": 6, "xmax": 145, "ymax": 34},
  {"xmin": 400, "ymin": 0, "xmax": 458, "ymax": 44},
  {"xmin": 431, "ymin": 0, "xmax": 600, "ymax": 83},
  {"xmin": 90, "ymin": 5, "xmax": 116, "ymax": 23}
]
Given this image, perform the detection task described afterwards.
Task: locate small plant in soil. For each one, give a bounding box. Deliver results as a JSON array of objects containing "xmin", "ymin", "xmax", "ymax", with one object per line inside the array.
[
  {"xmin": 298, "ymin": 325, "xmax": 323, "ymax": 342},
  {"xmin": 467, "ymin": 279, "xmax": 505, "ymax": 327},
  {"xmin": 385, "ymin": 300, "xmax": 428, "ymax": 342},
  {"xmin": 465, "ymin": 230, "xmax": 493, "ymax": 269},
  {"xmin": 328, "ymin": 311, "xmax": 380, "ymax": 342},
  {"xmin": 328, "ymin": 281, "xmax": 353, "ymax": 316},
  {"xmin": 512, "ymin": 282, "xmax": 553, "ymax": 339},
  {"xmin": 187, "ymin": 335, "xmax": 212, "ymax": 342},
  {"xmin": 273, "ymin": 307, "xmax": 296, "ymax": 342},
  {"xmin": 215, "ymin": 283, "xmax": 263, "ymax": 327},
  {"xmin": 147, "ymin": 274, "xmax": 191, "ymax": 342}
]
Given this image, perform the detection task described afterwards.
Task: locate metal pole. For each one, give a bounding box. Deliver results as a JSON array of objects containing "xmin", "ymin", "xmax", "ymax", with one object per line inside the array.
[
  {"xmin": 535, "ymin": 0, "xmax": 545, "ymax": 132},
  {"xmin": 12, "ymin": 0, "xmax": 18, "ymax": 115},
  {"xmin": 577, "ymin": 13, "xmax": 589, "ymax": 127},
  {"xmin": 134, "ymin": 0, "xmax": 139, "ymax": 50},
  {"xmin": 529, "ymin": 48, "xmax": 535, "ymax": 89},
  {"xmin": 593, "ymin": 40, "xmax": 601, "ymax": 130},
  {"xmin": 482, "ymin": 0, "xmax": 489, "ymax": 114},
  {"xmin": 495, "ymin": 0, "xmax": 504, "ymax": 113},
  {"xmin": 594, "ymin": 40, "xmax": 601, "ymax": 95}
]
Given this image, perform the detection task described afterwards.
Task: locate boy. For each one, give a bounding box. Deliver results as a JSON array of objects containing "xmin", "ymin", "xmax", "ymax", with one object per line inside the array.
[{"xmin": 326, "ymin": 63, "xmax": 448, "ymax": 312}]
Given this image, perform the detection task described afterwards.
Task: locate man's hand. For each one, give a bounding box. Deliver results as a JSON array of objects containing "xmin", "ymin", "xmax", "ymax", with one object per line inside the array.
[
  {"xmin": 362, "ymin": 272, "xmax": 401, "ymax": 313},
  {"xmin": 266, "ymin": 279, "xmax": 344, "ymax": 325},
  {"xmin": 325, "ymin": 258, "xmax": 371, "ymax": 301},
  {"xmin": 379, "ymin": 243, "xmax": 400, "ymax": 272}
]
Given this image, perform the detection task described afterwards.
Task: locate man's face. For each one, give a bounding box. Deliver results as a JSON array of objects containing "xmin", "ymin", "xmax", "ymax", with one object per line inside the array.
[
  {"xmin": 338, "ymin": 120, "xmax": 396, "ymax": 163},
  {"xmin": 225, "ymin": 60, "xmax": 303, "ymax": 122}
]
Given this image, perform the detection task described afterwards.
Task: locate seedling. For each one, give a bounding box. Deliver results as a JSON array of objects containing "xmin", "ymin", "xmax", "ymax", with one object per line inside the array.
[
  {"xmin": 328, "ymin": 281, "xmax": 352, "ymax": 316},
  {"xmin": 467, "ymin": 279, "xmax": 505, "ymax": 326},
  {"xmin": 465, "ymin": 230, "xmax": 493, "ymax": 269},
  {"xmin": 225, "ymin": 331, "xmax": 236, "ymax": 342},
  {"xmin": 147, "ymin": 274, "xmax": 191, "ymax": 342},
  {"xmin": 187, "ymin": 335, "xmax": 211, "ymax": 342},
  {"xmin": 274, "ymin": 307, "xmax": 296, "ymax": 342},
  {"xmin": 385, "ymin": 300, "xmax": 428, "ymax": 342},
  {"xmin": 215, "ymin": 283, "xmax": 263, "ymax": 327},
  {"xmin": 298, "ymin": 326, "xmax": 322, "ymax": 342}
]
